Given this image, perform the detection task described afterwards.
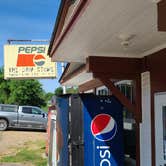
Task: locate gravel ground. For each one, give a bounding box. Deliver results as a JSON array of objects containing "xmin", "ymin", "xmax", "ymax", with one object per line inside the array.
[{"xmin": 0, "ymin": 130, "xmax": 46, "ymax": 166}]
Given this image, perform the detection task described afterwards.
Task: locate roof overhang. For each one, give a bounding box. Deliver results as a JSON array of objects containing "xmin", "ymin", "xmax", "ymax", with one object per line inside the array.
[
  {"xmin": 49, "ymin": 0, "xmax": 166, "ymax": 63},
  {"xmin": 59, "ymin": 62, "xmax": 93, "ymax": 86},
  {"xmin": 59, "ymin": 56, "xmax": 143, "ymax": 91},
  {"xmin": 48, "ymin": 0, "xmax": 166, "ymax": 93}
]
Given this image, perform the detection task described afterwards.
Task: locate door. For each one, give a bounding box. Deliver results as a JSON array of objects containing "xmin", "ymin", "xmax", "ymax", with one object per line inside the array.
[
  {"xmin": 70, "ymin": 95, "xmax": 84, "ymax": 166},
  {"xmin": 155, "ymin": 93, "xmax": 166, "ymax": 166},
  {"xmin": 19, "ymin": 106, "xmax": 35, "ymax": 128},
  {"xmin": 31, "ymin": 107, "xmax": 47, "ymax": 129},
  {"xmin": 19, "ymin": 106, "xmax": 47, "ymax": 129}
]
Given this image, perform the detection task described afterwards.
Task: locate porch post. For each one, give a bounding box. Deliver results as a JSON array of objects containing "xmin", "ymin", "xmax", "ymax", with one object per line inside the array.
[{"xmin": 140, "ymin": 72, "xmax": 152, "ymax": 166}]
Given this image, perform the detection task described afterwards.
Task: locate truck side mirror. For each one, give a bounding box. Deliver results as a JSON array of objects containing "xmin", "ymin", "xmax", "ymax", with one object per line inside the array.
[
  {"xmin": 43, "ymin": 113, "xmax": 48, "ymax": 118},
  {"xmin": 42, "ymin": 113, "xmax": 45, "ymax": 118}
]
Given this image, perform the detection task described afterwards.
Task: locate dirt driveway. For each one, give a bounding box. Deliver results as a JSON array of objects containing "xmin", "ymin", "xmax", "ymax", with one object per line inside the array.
[{"xmin": 0, "ymin": 130, "xmax": 46, "ymax": 164}]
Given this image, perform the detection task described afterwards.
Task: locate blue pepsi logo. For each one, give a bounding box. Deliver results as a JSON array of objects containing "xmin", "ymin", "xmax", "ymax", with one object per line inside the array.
[{"xmin": 91, "ymin": 114, "xmax": 117, "ymax": 141}]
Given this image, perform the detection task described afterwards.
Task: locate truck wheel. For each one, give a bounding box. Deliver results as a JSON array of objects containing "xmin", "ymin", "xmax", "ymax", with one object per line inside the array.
[{"xmin": 0, "ymin": 119, "xmax": 8, "ymax": 131}]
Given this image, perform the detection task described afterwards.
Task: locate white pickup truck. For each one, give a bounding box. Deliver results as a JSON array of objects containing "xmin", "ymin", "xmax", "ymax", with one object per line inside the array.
[{"xmin": 0, "ymin": 104, "xmax": 47, "ymax": 131}]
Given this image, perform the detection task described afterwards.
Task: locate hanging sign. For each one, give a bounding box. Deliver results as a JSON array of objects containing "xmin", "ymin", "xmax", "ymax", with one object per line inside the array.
[{"xmin": 4, "ymin": 45, "xmax": 57, "ymax": 79}]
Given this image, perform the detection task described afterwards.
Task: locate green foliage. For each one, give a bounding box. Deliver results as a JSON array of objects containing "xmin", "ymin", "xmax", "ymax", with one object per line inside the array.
[
  {"xmin": 44, "ymin": 92, "xmax": 54, "ymax": 102},
  {"xmin": 8, "ymin": 80, "xmax": 46, "ymax": 107},
  {"xmin": 54, "ymin": 86, "xmax": 79, "ymax": 96},
  {"xmin": 54, "ymin": 86, "xmax": 63, "ymax": 96},
  {"xmin": 0, "ymin": 68, "xmax": 11, "ymax": 103},
  {"xmin": 66, "ymin": 86, "xmax": 78, "ymax": 94},
  {"xmin": 0, "ymin": 67, "xmax": 46, "ymax": 107}
]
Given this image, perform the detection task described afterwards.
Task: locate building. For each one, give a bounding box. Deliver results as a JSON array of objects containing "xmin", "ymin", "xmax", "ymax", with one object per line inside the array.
[{"xmin": 48, "ymin": 1, "xmax": 166, "ymax": 166}]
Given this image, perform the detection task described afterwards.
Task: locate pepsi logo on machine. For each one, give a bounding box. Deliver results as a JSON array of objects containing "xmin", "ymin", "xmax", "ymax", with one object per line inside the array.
[{"xmin": 91, "ymin": 114, "xmax": 117, "ymax": 141}]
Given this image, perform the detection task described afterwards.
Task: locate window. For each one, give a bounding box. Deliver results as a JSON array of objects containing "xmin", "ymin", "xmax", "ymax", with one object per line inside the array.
[
  {"xmin": 97, "ymin": 87, "xmax": 110, "ymax": 96},
  {"xmin": 117, "ymin": 84, "xmax": 134, "ymax": 120},
  {"xmin": 22, "ymin": 107, "xmax": 32, "ymax": 114},
  {"xmin": 0, "ymin": 105, "xmax": 18, "ymax": 112},
  {"xmin": 32, "ymin": 108, "xmax": 42, "ymax": 115}
]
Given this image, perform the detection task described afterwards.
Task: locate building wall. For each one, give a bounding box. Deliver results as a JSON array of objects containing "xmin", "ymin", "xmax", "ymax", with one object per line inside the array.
[{"xmin": 146, "ymin": 49, "xmax": 166, "ymax": 166}]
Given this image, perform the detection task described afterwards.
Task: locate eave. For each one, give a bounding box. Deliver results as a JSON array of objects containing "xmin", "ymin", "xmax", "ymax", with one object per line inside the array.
[
  {"xmin": 49, "ymin": 0, "xmax": 166, "ymax": 63},
  {"xmin": 48, "ymin": 0, "xmax": 71, "ymax": 55}
]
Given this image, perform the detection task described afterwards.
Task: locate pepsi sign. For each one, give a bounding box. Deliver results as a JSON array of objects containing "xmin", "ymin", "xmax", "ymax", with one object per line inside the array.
[
  {"xmin": 81, "ymin": 94, "xmax": 124, "ymax": 166},
  {"xmin": 91, "ymin": 114, "xmax": 117, "ymax": 142},
  {"xmin": 4, "ymin": 45, "xmax": 57, "ymax": 79}
]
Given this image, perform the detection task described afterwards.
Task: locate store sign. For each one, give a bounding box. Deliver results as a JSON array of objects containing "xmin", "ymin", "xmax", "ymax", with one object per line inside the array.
[{"xmin": 4, "ymin": 45, "xmax": 57, "ymax": 79}]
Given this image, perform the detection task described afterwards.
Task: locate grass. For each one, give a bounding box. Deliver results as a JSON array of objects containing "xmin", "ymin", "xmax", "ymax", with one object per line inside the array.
[{"xmin": 0, "ymin": 140, "xmax": 47, "ymax": 166}]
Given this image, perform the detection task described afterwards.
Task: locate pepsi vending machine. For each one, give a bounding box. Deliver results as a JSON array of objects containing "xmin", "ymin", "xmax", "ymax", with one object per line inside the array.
[
  {"xmin": 81, "ymin": 94, "xmax": 124, "ymax": 166},
  {"xmin": 56, "ymin": 94, "xmax": 124, "ymax": 166}
]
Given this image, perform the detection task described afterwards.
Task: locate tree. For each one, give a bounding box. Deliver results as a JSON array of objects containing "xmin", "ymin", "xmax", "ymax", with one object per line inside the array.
[
  {"xmin": 66, "ymin": 86, "xmax": 78, "ymax": 94},
  {"xmin": 54, "ymin": 86, "xmax": 78, "ymax": 96},
  {"xmin": 44, "ymin": 92, "xmax": 54, "ymax": 106},
  {"xmin": 0, "ymin": 67, "xmax": 46, "ymax": 107},
  {"xmin": 8, "ymin": 79, "xmax": 46, "ymax": 107},
  {"xmin": 0, "ymin": 68, "xmax": 11, "ymax": 103},
  {"xmin": 54, "ymin": 87, "xmax": 63, "ymax": 96},
  {"xmin": 44, "ymin": 92, "xmax": 54, "ymax": 102}
]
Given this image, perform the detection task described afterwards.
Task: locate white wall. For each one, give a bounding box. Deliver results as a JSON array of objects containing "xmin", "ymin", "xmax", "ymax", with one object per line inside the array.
[{"xmin": 140, "ymin": 72, "xmax": 152, "ymax": 166}]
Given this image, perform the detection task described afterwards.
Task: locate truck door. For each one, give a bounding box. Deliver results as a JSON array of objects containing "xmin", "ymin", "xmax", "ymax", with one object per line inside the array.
[
  {"xmin": 19, "ymin": 106, "xmax": 34, "ymax": 128},
  {"xmin": 19, "ymin": 106, "xmax": 47, "ymax": 129},
  {"xmin": 31, "ymin": 107, "xmax": 47, "ymax": 129}
]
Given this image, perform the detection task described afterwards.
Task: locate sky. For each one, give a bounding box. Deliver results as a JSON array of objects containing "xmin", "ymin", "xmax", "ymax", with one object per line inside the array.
[{"xmin": 0, "ymin": 0, "xmax": 62, "ymax": 93}]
